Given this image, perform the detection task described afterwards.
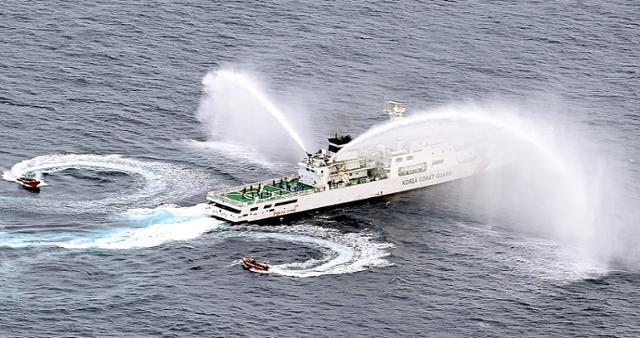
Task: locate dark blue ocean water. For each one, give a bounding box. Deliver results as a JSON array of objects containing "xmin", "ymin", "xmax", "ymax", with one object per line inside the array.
[{"xmin": 1, "ymin": 1, "xmax": 639, "ymax": 336}]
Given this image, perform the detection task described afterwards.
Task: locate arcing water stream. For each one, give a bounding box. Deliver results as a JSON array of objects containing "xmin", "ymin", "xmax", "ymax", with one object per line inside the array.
[
  {"xmin": 197, "ymin": 69, "xmax": 308, "ymax": 155},
  {"xmin": 2, "ymin": 70, "xmax": 635, "ymax": 278},
  {"xmin": 337, "ymin": 100, "xmax": 635, "ymax": 271},
  {"xmin": 0, "ymin": 69, "xmax": 394, "ymax": 277}
]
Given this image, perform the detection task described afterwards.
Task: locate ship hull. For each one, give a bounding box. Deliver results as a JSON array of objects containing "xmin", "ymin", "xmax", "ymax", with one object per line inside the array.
[
  {"xmin": 229, "ymin": 179, "xmax": 468, "ymax": 225},
  {"xmin": 206, "ymin": 161, "xmax": 482, "ymax": 224}
]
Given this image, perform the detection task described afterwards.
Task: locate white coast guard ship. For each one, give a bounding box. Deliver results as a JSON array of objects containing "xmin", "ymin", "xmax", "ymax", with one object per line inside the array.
[{"xmin": 206, "ymin": 101, "xmax": 485, "ymax": 223}]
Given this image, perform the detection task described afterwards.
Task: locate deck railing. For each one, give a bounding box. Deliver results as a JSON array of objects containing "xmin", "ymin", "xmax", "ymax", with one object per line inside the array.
[
  {"xmin": 206, "ymin": 175, "xmax": 319, "ymax": 207},
  {"xmin": 207, "ymin": 170, "xmax": 384, "ymax": 207},
  {"xmin": 208, "ymin": 185, "xmax": 318, "ymax": 207}
]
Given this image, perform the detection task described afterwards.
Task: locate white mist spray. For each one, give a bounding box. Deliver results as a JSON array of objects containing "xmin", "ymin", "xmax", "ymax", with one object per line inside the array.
[
  {"xmin": 196, "ymin": 69, "xmax": 308, "ymax": 159},
  {"xmin": 337, "ymin": 100, "xmax": 636, "ymax": 272}
]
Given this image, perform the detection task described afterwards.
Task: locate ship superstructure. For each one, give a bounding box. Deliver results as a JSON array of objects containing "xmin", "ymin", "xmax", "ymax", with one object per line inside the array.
[{"xmin": 206, "ymin": 102, "xmax": 484, "ymax": 223}]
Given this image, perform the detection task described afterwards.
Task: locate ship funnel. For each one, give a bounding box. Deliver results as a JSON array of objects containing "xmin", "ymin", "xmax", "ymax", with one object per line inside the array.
[
  {"xmin": 384, "ymin": 100, "xmax": 407, "ymax": 120},
  {"xmin": 327, "ymin": 133, "xmax": 352, "ymax": 155}
]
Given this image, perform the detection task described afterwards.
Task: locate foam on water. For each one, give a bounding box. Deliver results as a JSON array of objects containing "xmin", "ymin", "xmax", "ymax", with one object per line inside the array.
[
  {"xmin": 63, "ymin": 218, "xmax": 224, "ymax": 250},
  {"xmin": 1, "ymin": 154, "xmax": 211, "ymax": 214},
  {"xmin": 0, "ymin": 203, "xmax": 393, "ymax": 277},
  {"xmin": 1, "ymin": 153, "xmax": 391, "ymax": 277},
  {"xmin": 219, "ymin": 224, "xmax": 394, "ymax": 278},
  {"xmin": 0, "ymin": 204, "xmax": 225, "ymax": 250}
]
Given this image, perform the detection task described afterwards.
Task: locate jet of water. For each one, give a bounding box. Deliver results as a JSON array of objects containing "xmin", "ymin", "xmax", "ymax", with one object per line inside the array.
[
  {"xmin": 334, "ymin": 100, "xmax": 638, "ymax": 272},
  {"xmin": 200, "ymin": 69, "xmax": 308, "ymax": 154},
  {"xmin": 336, "ymin": 103, "xmax": 588, "ymax": 208},
  {"xmin": 333, "ymin": 106, "xmax": 586, "ymax": 205}
]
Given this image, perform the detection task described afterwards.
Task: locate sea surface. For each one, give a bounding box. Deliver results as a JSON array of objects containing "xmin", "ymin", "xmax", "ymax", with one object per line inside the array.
[{"xmin": 1, "ymin": 1, "xmax": 639, "ymax": 337}]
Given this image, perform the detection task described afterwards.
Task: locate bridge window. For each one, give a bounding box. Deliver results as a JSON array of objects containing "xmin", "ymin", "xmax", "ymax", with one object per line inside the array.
[
  {"xmin": 398, "ymin": 163, "xmax": 427, "ymax": 176},
  {"xmin": 215, "ymin": 203, "xmax": 241, "ymax": 214},
  {"xmin": 274, "ymin": 199, "xmax": 298, "ymax": 207},
  {"xmin": 432, "ymin": 159, "xmax": 444, "ymax": 165}
]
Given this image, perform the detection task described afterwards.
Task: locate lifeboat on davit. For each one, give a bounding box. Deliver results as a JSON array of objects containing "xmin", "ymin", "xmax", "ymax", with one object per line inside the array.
[
  {"xmin": 240, "ymin": 256, "xmax": 270, "ymax": 272},
  {"xmin": 16, "ymin": 177, "xmax": 42, "ymax": 192}
]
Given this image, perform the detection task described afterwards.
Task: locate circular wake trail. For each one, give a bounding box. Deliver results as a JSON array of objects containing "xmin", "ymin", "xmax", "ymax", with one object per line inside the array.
[
  {"xmin": 65, "ymin": 205, "xmax": 224, "ymax": 250},
  {"xmin": 0, "ymin": 204, "xmax": 224, "ymax": 250},
  {"xmin": 0, "ymin": 203, "xmax": 394, "ymax": 277},
  {"xmin": 1, "ymin": 154, "xmax": 210, "ymax": 214},
  {"xmin": 222, "ymin": 224, "xmax": 394, "ymax": 278}
]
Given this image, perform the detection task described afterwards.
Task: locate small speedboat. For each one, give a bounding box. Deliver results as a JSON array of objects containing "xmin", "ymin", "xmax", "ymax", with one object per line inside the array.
[
  {"xmin": 240, "ymin": 256, "xmax": 270, "ymax": 272},
  {"xmin": 16, "ymin": 177, "xmax": 42, "ymax": 192}
]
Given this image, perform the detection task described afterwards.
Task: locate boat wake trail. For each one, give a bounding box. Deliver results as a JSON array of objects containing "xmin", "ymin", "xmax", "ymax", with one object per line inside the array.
[
  {"xmin": 220, "ymin": 224, "xmax": 394, "ymax": 278},
  {"xmin": 111, "ymin": 208, "xmax": 395, "ymax": 277},
  {"xmin": 1, "ymin": 154, "xmax": 210, "ymax": 214},
  {"xmin": 0, "ymin": 204, "xmax": 225, "ymax": 250},
  {"xmin": 0, "ymin": 203, "xmax": 394, "ymax": 277},
  {"xmin": 65, "ymin": 204, "xmax": 225, "ymax": 250}
]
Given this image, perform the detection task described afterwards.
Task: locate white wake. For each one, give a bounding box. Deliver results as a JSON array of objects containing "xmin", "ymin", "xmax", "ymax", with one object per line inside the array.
[
  {"xmin": 1, "ymin": 154, "xmax": 211, "ymax": 213},
  {"xmin": 0, "ymin": 204, "xmax": 224, "ymax": 250},
  {"xmin": 221, "ymin": 224, "xmax": 394, "ymax": 278},
  {"xmin": 0, "ymin": 203, "xmax": 394, "ymax": 277}
]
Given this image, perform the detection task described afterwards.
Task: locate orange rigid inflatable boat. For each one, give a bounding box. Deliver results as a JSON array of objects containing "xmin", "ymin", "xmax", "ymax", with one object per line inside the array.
[
  {"xmin": 241, "ymin": 256, "xmax": 270, "ymax": 272},
  {"xmin": 16, "ymin": 177, "xmax": 42, "ymax": 192}
]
